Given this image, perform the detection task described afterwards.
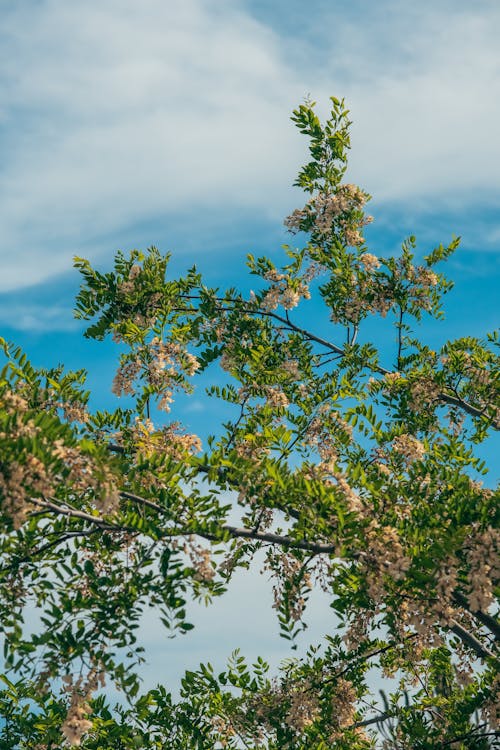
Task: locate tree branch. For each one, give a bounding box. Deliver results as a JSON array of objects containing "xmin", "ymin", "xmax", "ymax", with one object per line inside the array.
[
  {"xmin": 27, "ymin": 495, "xmax": 498, "ymax": 662},
  {"xmin": 29, "ymin": 498, "xmax": 132, "ymax": 532},
  {"xmin": 0, "ymin": 528, "xmax": 101, "ymax": 574},
  {"xmin": 177, "ymin": 293, "xmax": 498, "ymax": 427},
  {"xmin": 449, "ymin": 619, "xmax": 496, "ymax": 660},
  {"xmin": 201, "ymin": 524, "xmax": 336, "ymax": 554},
  {"xmin": 353, "ymin": 710, "xmax": 393, "ymax": 729},
  {"xmin": 453, "ymin": 591, "xmax": 500, "ymax": 641}
]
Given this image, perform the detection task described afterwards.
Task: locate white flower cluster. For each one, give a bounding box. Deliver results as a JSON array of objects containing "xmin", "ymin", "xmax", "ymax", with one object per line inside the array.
[
  {"xmin": 363, "ymin": 522, "xmax": 412, "ymax": 602},
  {"xmin": 185, "ymin": 540, "xmax": 215, "ymax": 582},
  {"xmin": 261, "ymin": 270, "xmax": 311, "ymax": 312},
  {"xmin": 60, "ymin": 668, "xmax": 104, "ymax": 746},
  {"xmin": 359, "ymin": 252, "xmax": 381, "ymax": 271},
  {"xmin": 284, "ymin": 184, "xmax": 369, "ymax": 242},
  {"xmin": 267, "ymin": 552, "xmax": 313, "ymax": 624},
  {"xmin": 304, "ymin": 405, "xmax": 353, "ymax": 475},
  {"xmin": 392, "ymin": 434, "xmax": 426, "ymax": 463},
  {"xmin": 464, "ymin": 526, "xmax": 499, "ymax": 612},
  {"xmin": 112, "ymin": 336, "xmax": 199, "ymax": 412},
  {"xmin": 408, "ymin": 376, "xmax": 441, "ymax": 412},
  {"xmin": 286, "ymin": 680, "xmax": 320, "ymax": 731},
  {"xmin": 129, "ymin": 418, "xmax": 202, "ymax": 460}
]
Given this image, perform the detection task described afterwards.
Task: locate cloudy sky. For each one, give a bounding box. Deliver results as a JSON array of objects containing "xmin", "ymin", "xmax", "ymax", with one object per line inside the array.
[{"xmin": 1, "ymin": 0, "xmax": 499, "ymax": 693}]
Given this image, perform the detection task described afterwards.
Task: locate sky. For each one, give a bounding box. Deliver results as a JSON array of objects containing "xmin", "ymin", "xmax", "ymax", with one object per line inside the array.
[{"xmin": 0, "ymin": 0, "xmax": 499, "ymax": 697}]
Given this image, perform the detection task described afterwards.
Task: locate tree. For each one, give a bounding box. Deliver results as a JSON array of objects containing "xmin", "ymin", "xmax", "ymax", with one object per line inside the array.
[{"xmin": 0, "ymin": 97, "xmax": 498, "ymax": 749}]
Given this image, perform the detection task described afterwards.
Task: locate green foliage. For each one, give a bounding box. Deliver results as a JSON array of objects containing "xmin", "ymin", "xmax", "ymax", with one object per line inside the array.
[{"xmin": 0, "ymin": 98, "xmax": 498, "ymax": 748}]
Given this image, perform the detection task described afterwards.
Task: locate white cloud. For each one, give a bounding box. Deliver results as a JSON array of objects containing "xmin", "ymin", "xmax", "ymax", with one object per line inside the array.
[
  {"xmin": 0, "ymin": 0, "xmax": 305, "ymax": 291},
  {"xmin": 336, "ymin": 5, "xmax": 500, "ymax": 202},
  {"xmin": 0, "ymin": 0, "xmax": 499, "ymax": 293},
  {"xmin": 0, "ymin": 303, "xmax": 79, "ymax": 332}
]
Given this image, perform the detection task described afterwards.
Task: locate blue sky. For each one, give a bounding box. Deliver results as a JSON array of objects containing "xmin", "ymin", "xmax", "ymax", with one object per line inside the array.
[{"xmin": 1, "ymin": 0, "xmax": 499, "ymax": 694}]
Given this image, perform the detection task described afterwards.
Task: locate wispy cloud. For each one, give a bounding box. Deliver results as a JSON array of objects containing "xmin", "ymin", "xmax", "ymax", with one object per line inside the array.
[
  {"xmin": 336, "ymin": 4, "xmax": 500, "ymax": 202},
  {"xmin": 0, "ymin": 303, "xmax": 79, "ymax": 332},
  {"xmin": 0, "ymin": 0, "xmax": 498, "ymax": 294}
]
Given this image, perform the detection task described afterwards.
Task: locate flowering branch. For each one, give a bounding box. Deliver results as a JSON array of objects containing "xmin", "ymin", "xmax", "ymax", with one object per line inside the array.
[{"xmin": 26, "ymin": 492, "xmax": 498, "ymax": 663}]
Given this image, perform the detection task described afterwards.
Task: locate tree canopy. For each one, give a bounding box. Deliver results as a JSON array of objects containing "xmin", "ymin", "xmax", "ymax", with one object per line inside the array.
[{"xmin": 0, "ymin": 97, "xmax": 498, "ymax": 749}]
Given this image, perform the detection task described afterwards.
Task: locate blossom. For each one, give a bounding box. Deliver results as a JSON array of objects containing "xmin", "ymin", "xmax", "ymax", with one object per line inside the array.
[
  {"xmin": 328, "ymin": 679, "xmax": 357, "ymax": 740},
  {"xmin": 112, "ymin": 358, "xmax": 142, "ymax": 396},
  {"xmin": 281, "ymin": 288, "xmax": 301, "ymax": 310},
  {"xmin": 284, "ymin": 184, "xmax": 368, "ymax": 240},
  {"xmin": 359, "ymin": 252, "xmax": 380, "ymax": 271},
  {"xmin": 286, "ymin": 681, "xmax": 320, "ymax": 732},
  {"xmin": 61, "ymin": 401, "xmax": 88, "ymax": 423},
  {"xmin": 60, "ymin": 671, "xmax": 102, "ymax": 747},
  {"xmin": 416, "ymin": 267, "xmax": 439, "ymax": 287},
  {"xmin": 118, "ymin": 280, "xmax": 135, "ymax": 295},
  {"xmin": 190, "ymin": 546, "xmax": 215, "ymax": 582},
  {"xmin": 1, "ymin": 390, "xmax": 28, "ymax": 413},
  {"xmin": 343, "ymin": 228, "xmax": 363, "ymax": 246},
  {"xmin": 263, "ymin": 269, "xmax": 286, "ymax": 282},
  {"xmin": 263, "ymin": 385, "xmax": 289, "ymax": 410},
  {"xmin": 392, "ymin": 434, "xmax": 425, "ymax": 462},
  {"xmin": 158, "ymin": 389, "xmax": 174, "ymax": 412},
  {"xmin": 408, "ymin": 376, "xmax": 441, "ymax": 412},
  {"xmin": 465, "ymin": 526, "xmax": 499, "ymax": 612},
  {"xmin": 128, "ymin": 264, "xmax": 142, "ymax": 280}
]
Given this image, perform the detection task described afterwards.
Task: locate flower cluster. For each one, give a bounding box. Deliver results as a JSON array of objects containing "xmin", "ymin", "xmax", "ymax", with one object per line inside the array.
[
  {"xmin": 358, "ymin": 252, "xmax": 380, "ymax": 271},
  {"xmin": 150, "ymin": 337, "xmax": 199, "ymax": 378},
  {"xmin": 210, "ymin": 715, "xmax": 236, "ymax": 747},
  {"xmin": 112, "ymin": 336, "xmax": 199, "ymax": 412},
  {"xmin": 333, "ymin": 472, "xmax": 362, "ymax": 514},
  {"xmin": 0, "ymin": 387, "xmax": 120, "ymax": 528},
  {"xmin": 0, "ymin": 456, "xmax": 51, "ymax": 529},
  {"xmin": 413, "ymin": 266, "xmax": 439, "ymax": 288},
  {"xmin": 408, "ymin": 376, "xmax": 441, "ymax": 412},
  {"xmin": 1, "ymin": 389, "xmax": 29, "ymax": 413},
  {"xmin": 286, "ymin": 679, "xmax": 320, "ymax": 731},
  {"xmin": 281, "ymin": 358, "xmax": 302, "ymax": 380},
  {"xmin": 401, "ymin": 598, "xmax": 455, "ymax": 644},
  {"xmin": 238, "ymin": 383, "xmax": 290, "ymax": 411},
  {"xmin": 60, "ymin": 668, "xmax": 104, "ymax": 746},
  {"xmin": 129, "ymin": 418, "xmax": 202, "ymax": 460},
  {"xmin": 362, "ymin": 522, "xmax": 412, "ymax": 601},
  {"xmin": 329, "ymin": 267, "xmax": 395, "ymax": 324},
  {"xmin": 304, "ymin": 405, "xmax": 352, "ymax": 474},
  {"xmin": 186, "ymin": 540, "xmax": 216, "ymax": 582},
  {"xmin": 117, "ymin": 264, "xmax": 141, "ymax": 296},
  {"xmin": 392, "ymin": 433, "xmax": 426, "ymax": 463},
  {"xmin": 111, "ymin": 358, "xmax": 142, "ymax": 396},
  {"xmin": 284, "ymin": 184, "xmax": 370, "ymax": 246},
  {"xmin": 218, "ymin": 540, "xmax": 245, "ymax": 577},
  {"xmin": 261, "ymin": 384, "xmax": 290, "ymax": 410},
  {"xmin": 464, "ymin": 526, "xmax": 499, "ymax": 612},
  {"xmin": 327, "ymin": 678, "xmax": 357, "ymax": 741},
  {"xmin": 60, "ymin": 400, "xmax": 89, "ymax": 424},
  {"xmin": 52, "ymin": 440, "xmax": 120, "ymax": 514},
  {"xmin": 234, "ymin": 430, "xmax": 270, "ymax": 464},
  {"xmin": 260, "ymin": 270, "xmax": 311, "ymax": 312},
  {"xmin": 343, "ymin": 610, "xmax": 373, "ymax": 651},
  {"xmin": 114, "ymin": 263, "xmax": 165, "ymax": 330},
  {"xmin": 266, "ymin": 552, "xmax": 312, "ymax": 623},
  {"xmin": 239, "ymin": 674, "xmax": 358, "ymax": 741}
]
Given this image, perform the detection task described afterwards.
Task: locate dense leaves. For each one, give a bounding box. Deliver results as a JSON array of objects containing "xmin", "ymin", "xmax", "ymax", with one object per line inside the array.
[{"xmin": 0, "ymin": 98, "xmax": 498, "ymax": 748}]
